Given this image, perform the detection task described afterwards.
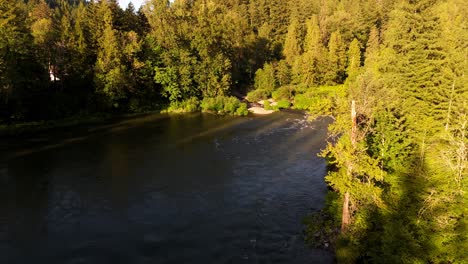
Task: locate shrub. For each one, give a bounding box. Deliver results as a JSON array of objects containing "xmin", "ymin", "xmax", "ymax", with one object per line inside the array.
[
  {"xmin": 264, "ymin": 100, "xmax": 272, "ymax": 110},
  {"xmin": 293, "ymin": 85, "xmax": 346, "ymax": 116},
  {"xmin": 235, "ymin": 103, "xmax": 249, "ymax": 116},
  {"xmin": 246, "ymin": 89, "xmax": 270, "ymax": 102},
  {"xmin": 167, "ymin": 97, "xmax": 200, "ymax": 113},
  {"xmin": 223, "ymin": 96, "xmax": 240, "ymax": 113},
  {"xmin": 181, "ymin": 97, "xmax": 200, "ymax": 112},
  {"xmin": 277, "ymin": 99, "xmax": 291, "ymax": 109},
  {"xmin": 293, "ymin": 92, "xmax": 316, "ymax": 110},
  {"xmin": 201, "ymin": 96, "xmax": 248, "ymax": 116},
  {"xmin": 272, "ymin": 86, "xmax": 294, "ymax": 101},
  {"xmin": 201, "ymin": 97, "xmax": 221, "ymax": 112}
]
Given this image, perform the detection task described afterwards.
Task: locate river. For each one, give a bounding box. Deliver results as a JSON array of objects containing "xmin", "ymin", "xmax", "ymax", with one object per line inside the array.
[{"xmin": 0, "ymin": 111, "xmax": 333, "ymax": 263}]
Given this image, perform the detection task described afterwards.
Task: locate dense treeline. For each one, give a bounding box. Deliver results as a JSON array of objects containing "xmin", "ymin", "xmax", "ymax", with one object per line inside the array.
[
  {"xmin": 1, "ymin": 0, "xmax": 467, "ymax": 262},
  {"xmin": 0, "ymin": 0, "xmax": 401, "ymax": 121},
  {"xmin": 0, "ymin": 0, "xmax": 305, "ymax": 121},
  {"xmin": 296, "ymin": 1, "xmax": 467, "ymax": 263}
]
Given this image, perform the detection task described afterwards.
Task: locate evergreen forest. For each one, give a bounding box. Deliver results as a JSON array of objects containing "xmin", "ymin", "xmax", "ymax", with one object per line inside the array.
[{"xmin": 1, "ymin": 0, "xmax": 467, "ymax": 262}]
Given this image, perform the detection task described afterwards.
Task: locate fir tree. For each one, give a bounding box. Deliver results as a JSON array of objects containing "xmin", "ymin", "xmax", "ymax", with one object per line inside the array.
[{"xmin": 283, "ymin": 18, "xmax": 301, "ymax": 66}]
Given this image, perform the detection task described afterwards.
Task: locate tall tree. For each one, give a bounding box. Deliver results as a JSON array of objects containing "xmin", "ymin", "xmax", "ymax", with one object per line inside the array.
[
  {"xmin": 346, "ymin": 38, "xmax": 361, "ymax": 84},
  {"xmin": 294, "ymin": 15, "xmax": 327, "ymax": 86},
  {"xmin": 325, "ymin": 30, "xmax": 346, "ymax": 84},
  {"xmin": 0, "ymin": 0, "xmax": 44, "ymax": 120},
  {"xmin": 94, "ymin": 0, "xmax": 127, "ymax": 106},
  {"xmin": 283, "ymin": 18, "xmax": 301, "ymax": 66}
]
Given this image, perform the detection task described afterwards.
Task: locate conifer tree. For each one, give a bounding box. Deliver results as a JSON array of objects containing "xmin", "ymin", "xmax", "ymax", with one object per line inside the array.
[
  {"xmin": 325, "ymin": 30, "xmax": 346, "ymax": 84},
  {"xmin": 0, "ymin": 0, "xmax": 44, "ymax": 119},
  {"xmin": 298, "ymin": 15, "xmax": 327, "ymax": 86},
  {"xmin": 275, "ymin": 60, "xmax": 291, "ymax": 87},
  {"xmin": 283, "ymin": 19, "xmax": 301, "ymax": 66},
  {"xmin": 346, "ymin": 38, "xmax": 361, "ymax": 84},
  {"xmin": 381, "ymin": 0, "xmax": 447, "ymax": 133},
  {"xmin": 254, "ymin": 62, "xmax": 276, "ymax": 92},
  {"xmin": 94, "ymin": 0, "xmax": 127, "ymax": 106}
]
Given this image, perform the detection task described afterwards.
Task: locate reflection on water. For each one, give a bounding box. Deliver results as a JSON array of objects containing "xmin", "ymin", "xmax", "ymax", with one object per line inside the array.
[{"xmin": 0, "ymin": 112, "xmax": 333, "ymax": 263}]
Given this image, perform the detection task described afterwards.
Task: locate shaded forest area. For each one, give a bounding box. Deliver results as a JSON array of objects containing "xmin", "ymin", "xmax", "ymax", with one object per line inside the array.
[{"xmin": 1, "ymin": 0, "xmax": 467, "ymax": 263}]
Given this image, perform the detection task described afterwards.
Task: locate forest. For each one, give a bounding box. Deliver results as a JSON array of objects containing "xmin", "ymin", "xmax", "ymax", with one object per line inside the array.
[{"xmin": 1, "ymin": 0, "xmax": 467, "ymax": 263}]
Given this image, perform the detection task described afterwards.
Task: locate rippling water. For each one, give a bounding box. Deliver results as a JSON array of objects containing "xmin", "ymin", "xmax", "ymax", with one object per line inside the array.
[{"xmin": 0, "ymin": 111, "xmax": 333, "ymax": 264}]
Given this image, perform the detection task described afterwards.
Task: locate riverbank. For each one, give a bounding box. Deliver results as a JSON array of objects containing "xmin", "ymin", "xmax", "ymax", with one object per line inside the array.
[
  {"xmin": 248, "ymin": 106, "xmax": 275, "ymax": 115},
  {"xmin": 0, "ymin": 112, "xmax": 158, "ymax": 138}
]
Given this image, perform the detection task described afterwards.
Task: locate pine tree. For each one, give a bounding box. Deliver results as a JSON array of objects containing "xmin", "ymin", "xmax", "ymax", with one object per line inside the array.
[
  {"xmin": 381, "ymin": 0, "xmax": 447, "ymax": 134},
  {"xmin": 283, "ymin": 18, "xmax": 301, "ymax": 66},
  {"xmin": 298, "ymin": 15, "xmax": 327, "ymax": 86},
  {"xmin": 94, "ymin": 0, "xmax": 127, "ymax": 106},
  {"xmin": 325, "ymin": 30, "xmax": 346, "ymax": 84},
  {"xmin": 254, "ymin": 62, "xmax": 276, "ymax": 91},
  {"xmin": 0, "ymin": 0, "xmax": 44, "ymax": 120},
  {"xmin": 275, "ymin": 60, "xmax": 291, "ymax": 87},
  {"xmin": 346, "ymin": 38, "xmax": 361, "ymax": 84},
  {"xmin": 30, "ymin": 0, "xmax": 54, "ymax": 70}
]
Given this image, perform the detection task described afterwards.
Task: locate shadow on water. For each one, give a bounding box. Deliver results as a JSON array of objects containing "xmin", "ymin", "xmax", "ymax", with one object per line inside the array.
[{"xmin": 0, "ymin": 111, "xmax": 334, "ymax": 264}]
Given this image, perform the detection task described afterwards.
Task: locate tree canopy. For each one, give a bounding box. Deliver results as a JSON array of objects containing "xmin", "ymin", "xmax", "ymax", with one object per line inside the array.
[{"xmin": 0, "ymin": 0, "xmax": 466, "ymax": 261}]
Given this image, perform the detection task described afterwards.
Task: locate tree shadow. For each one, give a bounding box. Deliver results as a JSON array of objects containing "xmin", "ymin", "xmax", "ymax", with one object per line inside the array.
[{"xmin": 353, "ymin": 155, "xmax": 467, "ymax": 263}]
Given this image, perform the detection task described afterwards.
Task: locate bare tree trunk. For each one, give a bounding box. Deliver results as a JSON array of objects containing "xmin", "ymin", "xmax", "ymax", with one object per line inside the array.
[
  {"xmin": 342, "ymin": 100, "xmax": 357, "ymax": 232},
  {"xmin": 445, "ymin": 80, "xmax": 456, "ymax": 131},
  {"xmin": 341, "ymin": 191, "xmax": 351, "ymax": 231}
]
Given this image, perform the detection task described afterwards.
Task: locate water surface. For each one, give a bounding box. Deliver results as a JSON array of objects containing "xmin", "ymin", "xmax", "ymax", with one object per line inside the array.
[{"xmin": 0, "ymin": 111, "xmax": 333, "ymax": 263}]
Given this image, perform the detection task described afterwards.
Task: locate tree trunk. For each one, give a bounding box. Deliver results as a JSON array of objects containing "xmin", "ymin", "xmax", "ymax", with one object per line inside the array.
[
  {"xmin": 342, "ymin": 100, "xmax": 357, "ymax": 232},
  {"xmin": 341, "ymin": 191, "xmax": 351, "ymax": 231},
  {"xmin": 445, "ymin": 80, "xmax": 455, "ymax": 131}
]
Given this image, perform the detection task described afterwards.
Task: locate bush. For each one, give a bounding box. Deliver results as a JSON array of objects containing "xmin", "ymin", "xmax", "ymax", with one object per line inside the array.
[
  {"xmin": 223, "ymin": 96, "xmax": 240, "ymax": 113},
  {"xmin": 277, "ymin": 99, "xmax": 291, "ymax": 109},
  {"xmin": 264, "ymin": 100, "xmax": 272, "ymax": 110},
  {"xmin": 182, "ymin": 97, "xmax": 200, "ymax": 112},
  {"xmin": 272, "ymin": 86, "xmax": 294, "ymax": 101},
  {"xmin": 201, "ymin": 97, "xmax": 222, "ymax": 112},
  {"xmin": 235, "ymin": 103, "xmax": 249, "ymax": 116},
  {"xmin": 246, "ymin": 89, "xmax": 270, "ymax": 102},
  {"xmin": 293, "ymin": 92, "xmax": 316, "ymax": 110},
  {"xmin": 166, "ymin": 97, "xmax": 200, "ymax": 113},
  {"xmin": 201, "ymin": 96, "xmax": 248, "ymax": 116},
  {"xmin": 293, "ymin": 85, "xmax": 345, "ymax": 114}
]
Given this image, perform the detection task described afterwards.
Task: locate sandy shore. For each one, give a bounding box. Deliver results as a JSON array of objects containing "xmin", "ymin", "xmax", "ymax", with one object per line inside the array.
[{"xmin": 248, "ymin": 107, "xmax": 275, "ymax": 115}]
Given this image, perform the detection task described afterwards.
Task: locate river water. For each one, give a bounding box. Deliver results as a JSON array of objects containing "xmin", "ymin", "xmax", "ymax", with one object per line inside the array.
[{"xmin": 0, "ymin": 111, "xmax": 333, "ymax": 264}]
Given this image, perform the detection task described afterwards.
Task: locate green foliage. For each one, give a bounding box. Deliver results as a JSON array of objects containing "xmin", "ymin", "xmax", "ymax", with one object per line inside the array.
[
  {"xmin": 1, "ymin": 1, "xmax": 467, "ymax": 262},
  {"xmin": 254, "ymin": 63, "xmax": 276, "ymax": 91},
  {"xmin": 345, "ymin": 38, "xmax": 361, "ymax": 84},
  {"xmin": 223, "ymin": 96, "xmax": 241, "ymax": 114},
  {"xmin": 166, "ymin": 97, "xmax": 200, "ymax": 113},
  {"xmin": 246, "ymin": 89, "xmax": 270, "ymax": 102},
  {"xmin": 235, "ymin": 103, "xmax": 249, "ymax": 116},
  {"xmin": 293, "ymin": 85, "xmax": 346, "ymax": 116},
  {"xmin": 263, "ymin": 100, "xmax": 272, "ymax": 110},
  {"xmin": 275, "ymin": 60, "xmax": 291, "ymax": 87},
  {"xmin": 276, "ymin": 100, "xmax": 291, "ymax": 109},
  {"xmin": 318, "ymin": 1, "xmax": 468, "ymax": 263},
  {"xmin": 272, "ymin": 86, "xmax": 294, "ymax": 101},
  {"xmin": 283, "ymin": 19, "xmax": 301, "ymax": 65},
  {"xmin": 326, "ymin": 31, "xmax": 346, "ymax": 84},
  {"xmin": 200, "ymin": 96, "xmax": 247, "ymax": 116}
]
